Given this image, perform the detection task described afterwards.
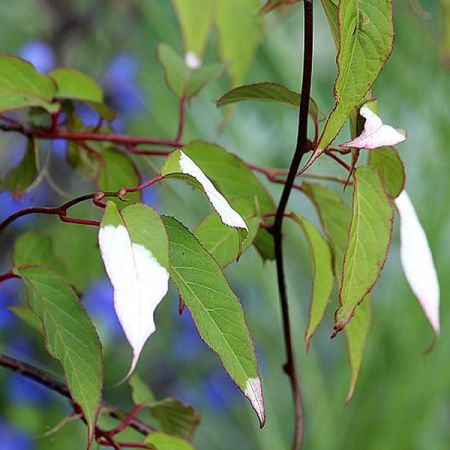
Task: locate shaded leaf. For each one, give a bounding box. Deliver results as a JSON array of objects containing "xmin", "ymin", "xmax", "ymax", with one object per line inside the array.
[
  {"xmin": 129, "ymin": 373, "xmax": 155, "ymax": 406},
  {"xmin": 163, "ymin": 216, "xmax": 265, "ymax": 426},
  {"xmin": 9, "ymin": 305, "xmax": 43, "ymax": 334},
  {"xmin": 259, "ymin": 0, "xmax": 300, "ymax": 15},
  {"xmin": 145, "ymin": 432, "xmax": 195, "ymax": 450}
]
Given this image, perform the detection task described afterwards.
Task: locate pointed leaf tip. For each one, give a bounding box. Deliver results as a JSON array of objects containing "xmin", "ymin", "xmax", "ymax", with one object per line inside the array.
[
  {"xmin": 342, "ymin": 105, "xmax": 406, "ymax": 150},
  {"xmin": 395, "ymin": 191, "xmax": 440, "ymax": 334},
  {"xmin": 245, "ymin": 377, "xmax": 265, "ymax": 426}
]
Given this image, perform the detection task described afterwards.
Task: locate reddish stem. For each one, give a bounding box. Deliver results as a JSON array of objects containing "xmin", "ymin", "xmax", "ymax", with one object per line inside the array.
[
  {"xmin": 175, "ymin": 97, "xmax": 187, "ymax": 144},
  {"xmin": 324, "ymin": 149, "xmax": 351, "ymax": 171},
  {"xmin": 0, "ymin": 271, "xmax": 19, "ymax": 283},
  {"xmin": 107, "ymin": 405, "xmax": 143, "ymax": 437}
]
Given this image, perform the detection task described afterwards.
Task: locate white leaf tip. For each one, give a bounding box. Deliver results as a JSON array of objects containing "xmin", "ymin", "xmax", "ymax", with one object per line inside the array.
[
  {"xmin": 185, "ymin": 52, "xmax": 202, "ymax": 69},
  {"xmin": 244, "ymin": 377, "xmax": 265, "ymax": 426}
]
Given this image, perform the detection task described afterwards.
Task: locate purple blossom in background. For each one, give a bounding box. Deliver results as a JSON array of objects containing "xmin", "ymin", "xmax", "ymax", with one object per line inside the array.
[
  {"xmin": 0, "ymin": 278, "xmax": 21, "ymax": 330},
  {"xmin": 0, "ymin": 422, "xmax": 34, "ymax": 450},
  {"xmin": 202, "ymin": 369, "xmax": 240, "ymax": 410},
  {"xmin": 141, "ymin": 186, "xmax": 159, "ymax": 209},
  {"xmin": 18, "ymin": 40, "xmax": 55, "ymax": 73},
  {"xmin": 6, "ymin": 374, "xmax": 50, "ymax": 405},
  {"xmin": 171, "ymin": 308, "xmax": 203, "ymax": 362}
]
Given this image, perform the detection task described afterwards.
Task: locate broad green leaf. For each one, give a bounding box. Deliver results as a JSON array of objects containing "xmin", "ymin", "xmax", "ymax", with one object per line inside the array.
[
  {"xmin": 50, "ymin": 68, "xmax": 104, "ymax": 103},
  {"xmin": 17, "ymin": 267, "xmax": 102, "ymax": 444},
  {"xmin": 320, "ymin": 0, "xmax": 339, "ymax": 46},
  {"xmin": 9, "ymin": 306, "xmax": 43, "ymax": 334},
  {"xmin": 344, "ymin": 295, "xmax": 371, "ymax": 403},
  {"xmin": 368, "ymin": 146, "xmax": 405, "ymax": 199},
  {"xmin": 99, "ymin": 202, "xmax": 169, "ymax": 375},
  {"xmin": 97, "ymin": 147, "xmax": 141, "ymax": 204},
  {"xmin": 129, "ymin": 373, "xmax": 155, "ymax": 405},
  {"xmin": 259, "ymin": 0, "xmax": 300, "ymax": 14},
  {"xmin": 290, "ymin": 214, "xmax": 333, "ymax": 350},
  {"xmin": 215, "ymin": 0, "xmax": 263, "ymax": 84},
  {"xmin": 315, "ymin": 0, "xmax": 394, "ymax": 154},
  {"xmin": 335, "ymin": 167, "xmax": 393, "ymax": 333},
  {"xmin": 157, "ymin": 44, "xmax": 225, "ymax": 98},
  {"xmin": 253, "ymin": 228, "xmax": 275, "ymax": 261},
  {"xmin": 145, "ymin": 432, "xmax": 194, "ymax": 450},
  {"xmin": 195, "ymin": 200, "xmax": 259, "ymax": 267},
  {"xmin": 12, "ymin": 231, "xmax": 62, "ymax": 273},
  {"xmin": 171, "ymin": 0, "xmax": 216, "ymax": 63},
  {"xmin": 163, "ymin": 216, "xmax": 265, "ymax": 426},
  {"xmin": 441, "ymin": 0, "xmax": 450, "ymax": 65},
  {"xmin": 216, "ymin": 82, "xmax": 320, "ymax": 120},
  {"xmin": 0, "ymin": 55, "xmax": 58, "ymax": 113},
  {"xmin": 162, "ymin": 149, "xmax": 248, "ymax": 238},
  {"xmin": 149, "ymin": 398, "xmax": 201, "ymax": 440},
  {"xmin": 2, "ymin": 140, "xmax": 37, "ymax": 198}
]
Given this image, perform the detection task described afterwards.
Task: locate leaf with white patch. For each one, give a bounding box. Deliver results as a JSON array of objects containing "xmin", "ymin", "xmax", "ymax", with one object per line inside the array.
[
  {"xmin": 395, "ymin": 191, "xmax": 440, "ymax": 334},
  {"xmin": 98, "ymin": 202, "xmax": 169, "ymax": 376},
  {"xmin": 342, "ymin": 106, "xmax": 406, "ymax": 150},
  {"xmin": 162, "ymin": 149, "xmax": 248, "ymax": 236},
  {"xmin": 163, "ymin": 216, "xmax": 265, "ymax": 426}
]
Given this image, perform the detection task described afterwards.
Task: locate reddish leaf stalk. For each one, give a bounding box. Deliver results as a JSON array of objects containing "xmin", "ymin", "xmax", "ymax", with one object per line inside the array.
[{"xmin": 0, "ymin": 271, "xmax": 19, "ymax": 283}]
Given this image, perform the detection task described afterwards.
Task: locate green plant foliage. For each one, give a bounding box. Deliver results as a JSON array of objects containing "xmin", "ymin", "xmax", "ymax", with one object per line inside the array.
[
  {"xmin": 145, "ymin": 432, "xmax": 195, "ymax": 450},
  {"xmin": 129, "ymin": 373, "xmax": 155, "ymax": 405},
  {"xmin": 16, "ymin": 267, "xmax": 103, "ymax": 445},
  {"xmin": 259, "ymin": 0, "xmax": 300, "ymax": 15},
  {"xmin": 8, "ymin": 305, "xmax": 43, "ymax": 334},
  {"xmin": 320, "ymin": 0, "xmax": 339, "ymax": 46},
  {"xmin": 163, "ymin": 216, "xmax": 265, "ymax": 425}
]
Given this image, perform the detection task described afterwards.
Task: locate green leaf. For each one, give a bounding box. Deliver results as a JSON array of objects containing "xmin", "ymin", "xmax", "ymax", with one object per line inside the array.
[
  {"xmin": 195, "ymin": 200, "xmax": 260, "ymax": 267},
  {"xmin": 129, "ymin": 373, "xmax": 155, "ymax": 406},
  {"xmin": 163, "ymin": 216, "xmax": 265, "ymax": 426},
  {"xmin": 67, "ymin": 141, "xmax": 101, "ymax": 179},
  {"xmin": 259, "ymin": 0, "xmax": 300, "ymax": 15},
  {"xmin": 290, "ymin": 214, "xmax": 333, "ymax": 350},
  {"xmin": 335, "ymin": 167, "xmax": 393, "ymax": 333},
  {"xmin": 317, "ymin": 0, "xmax": 394, "ymax": 152},
  {"xmin": 149, "ymin": 398, "xmax": 201, "ymax": 440},
  {"xmin": 17, "ymin": 267, "xmax": 103, "ymax": 445},
  {"xmin": 50, "ymin": 68, "xmax": 104, "ymax": 103},
  {"xmin": 215, "ymin": 0, "xmax": 263, "ymax": 84},
  {"xmin": 157, "ymin": 44, "xmax": 225, "ymax": 98},
  {"xmin": 216, "ymin": 82, "xmax": 320, "ymax": 120},
  {"xmin": 9, "ymin": 306, "xmax": 43, "ymax": 334},
  {"xmin": 0, "ymin": 55, "xmax": 58, "ymax": 113},
  {"xmin": 320, "ymin": 0, "xmax": 339, "ymax": 47},
  {"xmin": 2, "ymin": 140, "xmax": 37, "ymax": 198},
  {"xmin": 368, "ymin": 146, "xmax": 405, "ymax": 199},
  {"xmin": 97, "ymin": 147, "xmax": 141, "ymax": 204},
  {"xmin": 145, "ymin": 432, "xmax": 195, "ymax": 450},
  {"xmin": 344, "ymin": 295, "xmax": 371, "ymax": 403},
  {"xmin": 171, "ymin": 0, "xmax": 215, "ymax": 61}
]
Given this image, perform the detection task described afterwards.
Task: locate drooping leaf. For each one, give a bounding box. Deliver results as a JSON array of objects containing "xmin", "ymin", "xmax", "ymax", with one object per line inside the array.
[
  {"xmin": 344, "ymin": 295, "xmax": 371, "ymax": 403},
  {"xmin": 50, "ymin": 68, "xmax": 104, "ymax": 103},
  {"xmin": 290, "ymin": 214, "xmax": 333, "ymax": 350},
  {"xmin": 216, "ymin": 82, "xmax": 320, "ymax": 120},
  {"xmin": 259, "ymin": 0, "xmax": 300, "ymax": 15},
  {"xmin": 320, "ymin": 0, "xmax": 339, "ymax": 46},
  {"xmin": 0, "ymin": 55, "xmax": 58, "ymax": 113},
  {"xmin": 2, "ymin": 140, "xmax": 37, "ymax": 198},
  {"xmin": 157, "ymin": 44, "xmax": 225, "ymax": 98},
  {"xmin": 145, "ymin": 432, "xmax": 195, "ymax": 450},
  {"xmin": 162, "ymin": 149, "xmax": 248, "ymax": 238},
  {"xmin": 8, "ymin": 306, "xmax": 43, "ymax": 334},
  {"xmin": 342, "ymin": 105, "xmax": 406, "ymax": 150},
  {"xmin": 368, "ymin": 146, "xmax": 405, "ymax": 199},
  {"xmin": 395, "ymin": 191, "xmax": 440, "ymax": 334},
  {"xmin": 171, "ymin": 0, "xmax": 216, "ymax": 65},
  {"xmin": 195, "ymin": 200, "xmax": 259, "ymax": 267},
  {"xmin": 97, "ymin": 147, "xmax": 141, "ymax": 203},
  {"xmin": 215, "ymin": 0, "xmax": 263, "ymax": 84},
  {"xmin": 129, "ymin": 373, "xmax": 155, "ymax": 405},
  {"xmin": 99, "ymin": 202, "xmax": 170, "ymax": 375},
  {"xmin": 306, "ymin": 0, "xmax": 394, "ymax": 169},
  {"xmin": 17, "ymin": 267, "xmax": 102, "ymax": 445},
  {"xmin": 163, "ymin": 216, "xmax": 265, "ymax": 426},
  {"xmin": 335, "ymin": 167, "xmax": 393, "ymax": 333}
]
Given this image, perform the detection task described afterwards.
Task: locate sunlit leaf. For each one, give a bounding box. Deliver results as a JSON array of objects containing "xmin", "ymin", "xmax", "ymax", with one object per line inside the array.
[
  {"xmin": 99, "ymin": 202, "xmax": 170, "ymax": 375},
  {"xmin": 163, "ymin": 216, "xmax": 265, "ymax": 426},
  {"xmin": 145, "ymin": 432, "xmax": 195, "ymax": 450},
  {"xmin": 395, "ymin": 191, "xmax": 440, "ymax": 334}
]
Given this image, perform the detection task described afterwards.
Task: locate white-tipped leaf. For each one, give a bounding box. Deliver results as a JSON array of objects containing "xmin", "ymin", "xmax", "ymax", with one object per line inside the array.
[
  {"xmin": 395, "ymin": 191, "xmax": 440, "ymax": 334},
  {"xmin": 99, "ymin": 202, "xmax": 169, "ymax": 375},
  {"xmin": 342, "ymin": 105, "xmax": 406, "ymax": 150},
  {"xmin": 185, "ymin": 52, "xmax": 202, "ymax": 69},
  {"xmin": 162, "ymin": 149, "xmax": 248, "ymax": 232}
]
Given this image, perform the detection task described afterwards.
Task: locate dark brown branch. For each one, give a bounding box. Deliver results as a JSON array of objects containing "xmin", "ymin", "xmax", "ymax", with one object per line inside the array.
[
  {"xmin": 271, "ymin": 2, "xmax": 313, "ymax": 449},
  {"xmin": 0, "ymin": 354, "xmax": 154, "ymax": 436}
]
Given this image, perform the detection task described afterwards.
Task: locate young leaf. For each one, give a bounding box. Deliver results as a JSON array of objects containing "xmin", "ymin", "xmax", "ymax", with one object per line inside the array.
[
  {"xmin": 368, "ymin": 146, "xmax": 405, "ymax": 199},
  {"xmin": 306, "ymin": 0, "xmax": 394, "ymax": 167},
  {"xmin": 17, "ymin": 267, "xmax": 103, "ymax": 445},
  {"xmin": 99, "ymin": 202, "xmax": 170, "ymax": 375},
  {"xmin": 395, "ymin": 191, "xmax": 440, "ymax": 334},
  {"xmin": 50, "ymin": 68, "xmax": 104, "ymax": 103},
  {"xmin": 129, "ymin": 373, "xmax": 155, "ymax": 406},
  {"xmin": 162, "ymin": 149, "xmax": 248, "ymax": 234},
  {"xmin": 163, "ymin": 216, "xmax": 265, "ymax": 426},
  {"xmin": 215, "ymin": 0, "xmax": 263, "ymax": 84},
  {"xmin": 290, "ymin": 214, "xmax": 333, "ymax": 350},
  {"xmin": 0, "ymin": 55, "xmax": 58, "ymax": 113},
  {"xmin": 216, "ymin": 82, "xmax": 320, "ymax": 120},
  {"xmin": 171, "ymin": 0, "xmax": 215, "ymax": 65},
  {"xmin": 342, "ymin": 106, "xmax": 406, "ymax": 150},
  {"xmin": 145, "ymin": 432, "xmax": 195, "ymax": 450},
  {"xmin": 157, "ymin": 44, "xmax": 225, "ymax": 98},
  {"xmin": 335, "ymin": 167, "xmax": 393, "ymax": 334}
]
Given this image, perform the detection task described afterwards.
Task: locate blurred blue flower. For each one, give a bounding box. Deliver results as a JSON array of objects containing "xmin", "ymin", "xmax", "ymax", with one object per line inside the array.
[
  {"xmin": 76, "ymin": 104, "xmax": 100, "ymax": 128},
  {"xmin": 18, "ymin": 40, "xmax": 55, "ymax": 73},
  {"xmin": 141, "ymin": 187, "xmax": 159, "ymax": 209},
  {"xmin": 0, "ymin": 278, "xmax": 21, "ymax": 330},
  {"xmin": 0, "ymin": 422, "xmax": 34, "ymax": 450},
  {"xmin": 171, "ymin": 309, "xmax": 203, "ymax": 362},
  {"xmin": 6, "ymin": 336, "xmax": 36, "ymax": 361},
  {"xmin": 6, "ymin": 373, "xmax": 50, "ymax": 405},
  {"xmin": 201, "ymin": 369, "xmax": 240, "ymax": 410},
  {"xmin": 51, "ymin": 139, "xmax": 67, "ymax": 159}
]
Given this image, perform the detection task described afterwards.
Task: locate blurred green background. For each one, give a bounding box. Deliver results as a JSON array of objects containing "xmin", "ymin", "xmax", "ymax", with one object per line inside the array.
[{"xmin": 0, "ymin": 1, "xmax": 449, "ymax": 449}]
